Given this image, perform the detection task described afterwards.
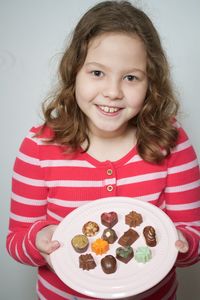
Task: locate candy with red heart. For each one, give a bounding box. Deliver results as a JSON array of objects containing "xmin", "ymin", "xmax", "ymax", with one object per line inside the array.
[{"xmin": 101, "ymin": 211, "xmax": 118, "ymax": 228}]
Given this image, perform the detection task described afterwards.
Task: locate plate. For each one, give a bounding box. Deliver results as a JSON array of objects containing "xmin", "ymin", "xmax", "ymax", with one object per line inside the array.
[{"xmin": 50, "ymin": 197, "xmax": 178, "ymax": 299}]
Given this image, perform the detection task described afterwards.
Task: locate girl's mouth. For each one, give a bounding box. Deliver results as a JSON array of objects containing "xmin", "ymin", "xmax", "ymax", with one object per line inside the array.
[{"xmin": 97, "ymin": 105, "xmax": 122, "ymax": 115}]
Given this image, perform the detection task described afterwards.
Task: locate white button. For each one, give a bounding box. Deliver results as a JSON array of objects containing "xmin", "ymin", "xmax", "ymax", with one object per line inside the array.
[
  {"xmin": 107, "ymin": 185, "xmax": 113, "ymax": 192},
  {"xmin": 107, "ymin": 169, "xmax": 113, "ymax": 175}
]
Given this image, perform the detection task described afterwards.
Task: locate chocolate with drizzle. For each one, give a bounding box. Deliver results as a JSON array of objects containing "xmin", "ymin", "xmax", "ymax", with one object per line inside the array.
[{"xmin": 143, "ymin": 226, "xmax": 157, "ymax": 247}]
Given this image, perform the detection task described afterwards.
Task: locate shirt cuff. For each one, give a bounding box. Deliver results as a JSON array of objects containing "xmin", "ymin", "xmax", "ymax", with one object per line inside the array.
[{"xmin": 25, "ymin": 220, "xmax": 58, "ymax": 266}]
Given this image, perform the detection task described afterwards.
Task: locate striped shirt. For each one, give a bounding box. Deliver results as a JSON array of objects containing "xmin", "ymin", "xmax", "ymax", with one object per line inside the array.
[{"xmin": 6, "ymin": 124, "xmax": 200, "ymax": 300}]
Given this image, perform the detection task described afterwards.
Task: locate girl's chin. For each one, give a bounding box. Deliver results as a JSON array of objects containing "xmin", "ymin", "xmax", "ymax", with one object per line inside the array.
[{"xmin": 89, "ymin": 123, "xmax": 128, "ymax": 137}]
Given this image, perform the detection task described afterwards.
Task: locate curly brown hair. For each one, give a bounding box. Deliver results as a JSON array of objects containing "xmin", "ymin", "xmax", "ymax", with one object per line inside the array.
[{"xmin": 42, "ymin": 0, "xmax": 179, "ymax": 163}]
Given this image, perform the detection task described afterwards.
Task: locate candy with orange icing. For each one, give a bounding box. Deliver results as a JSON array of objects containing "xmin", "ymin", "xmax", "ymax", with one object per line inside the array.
[{"xmin": 91, "ymin": 238, "xmax": 109, "ymax": 255}]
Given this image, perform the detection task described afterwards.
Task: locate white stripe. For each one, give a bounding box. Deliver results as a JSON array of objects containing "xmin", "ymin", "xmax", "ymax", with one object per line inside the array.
[
  {"xmin": 45, "ymin": 172, "xmax": 166, "ymax": 188},
  {"xmin": 38, "ymin": 274, "xmax": 89, "ymax": 300},
  {"xmin": 15, "ymin": 243, "xmax": 24, "ymax": 263},
  {"xmin": 166, "ymin": 201, "xmax": 200, "ymax": 211},
  {"xmin": 46, "ymin": 177, "xmax": 116, "ymax": 188},
  {"xmin": 22, "ymin": 238, "xmax": 38, "ymax": 266},
  {"xmin": 8, "ymin": 234, "xmax": 15, "ymax": 256},
  {"xmin": 13, "ymin": 171, "xmax": 46, "ymax": 187},
  {"xmin": 47, "ymin": 209, "xmax": 63, "ymax": 222},
  {"xmin": 175, "ymin": 221, "xmax": 200, "ymax": 227},
  {"xmin": 185, "ymin": 226, "xmax": 200, "ymax": 237},
  {"xmin": 12, "ymin": 192, "xmax": 47, "ymax": 206},
  {"xmin": 27, "ymin": 132, "xmax": 46, "ymax": 145},
  {"xmin": 117, "ymin": 171, "xmax": 167, "ymax": 186},
  {"xmin": 165, "ymin": 180, "xmax": 200, "ymax": 193},
  {"xmin": 168, "ymin": 159, "xmax": 199, "ymax": 174},
  {"xmin": 135, "ymin": 192, "xmax": 161, "ymax": 202},
  {"xmin": 125, "ymin": 154, "xmax": 142, "ymax": 165},
  {"xmin": 10, "ymin": 212, "xmax": 46, "ymax": 223},
  {"xmin": 27, "ymin": 131, "xmax": 61, "ymax": 146},
  {"xmin": 18, "ymin": 151, "xmax": 40, "ymax": 165},
  {"xmin": 48, "ymin": 198, "xmax": 90, "ymax": 208},
  {"xmin": 41, "ymin": 159, "xmax": 95, "ymax": 168},
  {"xmin": 172, "ymin": 139, "xmax": 191, "ymax": 153},
  {"xmin": 37, "ymin": 288, "xmax": 47, "ymax": 300},
  {"xmin": 48, "ymin": 194, "xmax": 160, "ymax": 207}
]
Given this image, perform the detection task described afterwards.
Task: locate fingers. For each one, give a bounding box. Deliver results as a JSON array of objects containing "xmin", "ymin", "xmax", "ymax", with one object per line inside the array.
[
  {"xmin": 175, "ymin": 240, "xmax": 189, "ymax": 253},
  {"xmin": 175, "ymin": 229, "xmax": 189, "ymax": 253}
]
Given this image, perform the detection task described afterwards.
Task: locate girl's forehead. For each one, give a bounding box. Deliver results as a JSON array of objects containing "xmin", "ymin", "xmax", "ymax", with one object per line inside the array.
[{"xmin": 85, "ymin": 32, "xmax": 147, "ymax": 70}]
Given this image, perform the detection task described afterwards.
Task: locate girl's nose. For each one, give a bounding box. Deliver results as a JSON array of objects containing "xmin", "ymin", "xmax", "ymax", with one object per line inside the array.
[{"xmin": 102, "ymin": 79, "xmax": 123, "ymax": 100}]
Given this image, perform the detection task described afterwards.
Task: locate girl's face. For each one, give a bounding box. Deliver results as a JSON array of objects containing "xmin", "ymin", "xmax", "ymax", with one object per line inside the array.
[{"xmin": 75, "ymin": 32, "xmax": 148, "ymax": 138}]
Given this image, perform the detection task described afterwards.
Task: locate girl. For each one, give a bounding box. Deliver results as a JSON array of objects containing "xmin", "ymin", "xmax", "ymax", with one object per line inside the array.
[{"xmin": 6, "ymin": 1, "xmax": 200, "ymax": 300}]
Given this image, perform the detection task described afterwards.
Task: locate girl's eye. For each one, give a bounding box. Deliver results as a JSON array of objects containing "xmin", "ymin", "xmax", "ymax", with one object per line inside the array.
[
  {"xmin": 91, "ymin": 70, "xmax": 103, "ymax": 77},
  {"xmin": 124, "ymin": 75, "xmax": 138, "ymax": 81}
]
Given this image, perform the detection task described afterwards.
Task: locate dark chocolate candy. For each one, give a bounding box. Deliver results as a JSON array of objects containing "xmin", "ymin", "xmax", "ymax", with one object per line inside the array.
[{"xmin": 101, "ymin": 255, "xmax": 117, "ymax": 274}]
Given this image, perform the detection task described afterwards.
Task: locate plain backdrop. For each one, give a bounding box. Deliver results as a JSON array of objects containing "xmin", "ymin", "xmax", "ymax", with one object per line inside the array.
[{"xmin": 1, "ymin": 0, "xmax": 199, "ymax": 299}]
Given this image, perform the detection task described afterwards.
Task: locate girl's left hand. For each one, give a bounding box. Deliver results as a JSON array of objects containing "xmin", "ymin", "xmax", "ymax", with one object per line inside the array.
[{"xmin": 175, "ymin": 229, "xmax": 189, "ymax": 253}]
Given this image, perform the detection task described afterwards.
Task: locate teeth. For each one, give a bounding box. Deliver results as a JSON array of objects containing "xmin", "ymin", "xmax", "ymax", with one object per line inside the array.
[{"xmin": 99, "ymin": 105, "xmax": 120, "ymax": 113}]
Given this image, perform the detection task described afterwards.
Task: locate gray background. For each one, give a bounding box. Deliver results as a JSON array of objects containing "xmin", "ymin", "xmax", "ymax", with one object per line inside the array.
[{"xmin": 1, "ymin": 0, "xmax": 199, "ymax": 299}]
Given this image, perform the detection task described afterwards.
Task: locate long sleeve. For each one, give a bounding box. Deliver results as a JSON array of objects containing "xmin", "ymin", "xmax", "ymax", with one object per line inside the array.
[
  {"xmin": 6, "ymin": 127, "xmax": 55, "ymax": 266},
  {"xmin": 165, "ymin": 126, "xmax": 200, "ymax": 267}
]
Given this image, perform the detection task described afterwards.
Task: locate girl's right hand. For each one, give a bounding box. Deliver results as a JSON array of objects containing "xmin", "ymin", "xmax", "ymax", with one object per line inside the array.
[{"xmin": 35, "ymin": 225, "xmax": 60, "ymax": 269}]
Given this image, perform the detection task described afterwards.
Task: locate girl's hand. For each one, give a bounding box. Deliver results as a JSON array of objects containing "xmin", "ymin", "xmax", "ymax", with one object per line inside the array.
[
  {"xmin": 175, "ymin": 229, "xmax": 189, "ymax": 253},
  {"xmin": 35, "ymin": 225, "xmax": 60, "ymax": 269}
]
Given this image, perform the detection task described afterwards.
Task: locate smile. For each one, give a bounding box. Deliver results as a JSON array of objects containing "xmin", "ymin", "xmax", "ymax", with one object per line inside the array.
[{"xmin": 98, "ymin": 105, "xmax": 121, "ymax": 113}]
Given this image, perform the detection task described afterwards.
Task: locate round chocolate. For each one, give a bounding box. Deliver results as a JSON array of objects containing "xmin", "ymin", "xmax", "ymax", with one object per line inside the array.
[
  {"xmin": 82, "ymin": 221, "xmax": 99, "ymax": 237},
  {"xmin": 71, "ymin": 234, "xmax": 89, "ymax": 253},
  {"xmin": 101, "ymin": 255, "xmax": 117, "ymax": 274}
]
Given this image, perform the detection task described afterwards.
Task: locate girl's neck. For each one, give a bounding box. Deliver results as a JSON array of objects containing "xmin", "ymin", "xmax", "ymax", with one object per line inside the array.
[{"xmin": 83, "ymin": 126, "xmax": 137, "ymax": 162}]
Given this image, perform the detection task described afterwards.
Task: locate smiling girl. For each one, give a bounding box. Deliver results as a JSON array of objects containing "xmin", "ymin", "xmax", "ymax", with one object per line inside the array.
[{"xmin": 6, "ymin": 1, "xmax": 200, "ymax": 300}]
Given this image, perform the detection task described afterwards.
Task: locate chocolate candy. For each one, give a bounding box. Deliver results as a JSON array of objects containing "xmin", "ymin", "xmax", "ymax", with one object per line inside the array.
[
  {"xmin": 125, "ymin": 210, "xmax": 143, "ymax": 227},
  {"xmin": 102, "ymin": 228, "xmax": 118, "ymax": 244},
  {"xmin": 82, "ymin": 221, "xmax": 99, "ymax": 237},
  {"xmin": 79, "ymin": 253, "xmax": 96, "ymax": 270},
  {"xmin": 101, "ymin": 255, "xmax": 117, "ymax": 274},
  {"xmin": 143, "ymin": 226, "xmax": 157, "ymax": 247},
  {"xmin": 71, "ymin": 234, "xmax": 89, "ymax": 253},
  {"xmin": 118, "ymin": 228, "xmax": 139, "ymax": 247},
  {"xmin": 116, "ymin": 246, "xmax": 134, "ymax": 264},
  {"xmin": 101, "ymin": 211, "xmax": 118, "ymax": 228}
]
